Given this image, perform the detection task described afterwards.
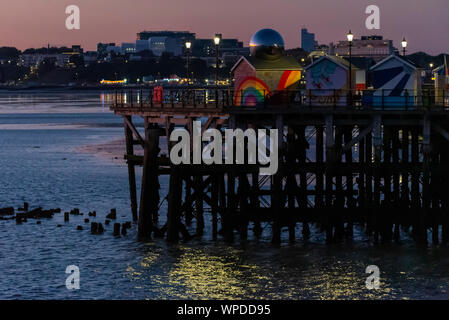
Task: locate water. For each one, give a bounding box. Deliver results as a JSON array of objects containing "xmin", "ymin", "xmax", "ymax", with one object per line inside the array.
[{"xmin": 0, "ymin": 90, "xmax": 448, "ymax": 300}]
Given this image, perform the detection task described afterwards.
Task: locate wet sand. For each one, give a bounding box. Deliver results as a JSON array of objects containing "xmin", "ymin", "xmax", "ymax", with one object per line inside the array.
[
  {"xmin": 77, "ymin": 138, "xmax": 168, "ymax": 164},
  {"xmin": 77, "ymin": 138, "xmax": 135, "ymax": 164}
]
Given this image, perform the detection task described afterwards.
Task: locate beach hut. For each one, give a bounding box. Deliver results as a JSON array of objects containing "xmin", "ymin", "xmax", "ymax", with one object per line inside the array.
[
  {"xmin": 231, "ymin": 29, "xmax": 302, "ymax": 106},
  {"xmin": 433, "ymin": 64, "xmax": 449, "ymax": 106},
  {"xmin": 304, "ymin": 55, "xmax": 359, "ymax": 106},
  {"xmin": 367, "ymin": 55, "xmax": 422, "ymax": 108}
]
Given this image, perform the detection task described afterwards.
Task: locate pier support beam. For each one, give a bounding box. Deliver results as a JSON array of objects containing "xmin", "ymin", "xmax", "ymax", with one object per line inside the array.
[
  {"xmin": 272, "ymin": 115, "xmax": 284, "ymax": 244},
  {"xmin": 124, "ymin": 116, "xmax": 138, "ymax": 222},
  {"xmin": 372, "ymin": 115, "xmax": 382, "ymax": 243},
  {"xmin": 138, "ymin": 120, "xmax": 160, "ymax": 240},
  {"xmin": 421, "ymin": 114, "xmax": 431, "ymax": 245},
  {"xmin": 325, "ymin": 114, "xmax": 335, "ymax": 243},
  {"xmin": 167, "ymin": 167, "xmax": 183, "ymax": 242}
]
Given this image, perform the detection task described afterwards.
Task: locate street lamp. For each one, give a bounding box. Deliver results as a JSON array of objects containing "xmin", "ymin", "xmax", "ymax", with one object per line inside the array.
[
  {"xmin": 401, "ymin": 37, "xmax": 407, "ymax": 56},
  {"xmin": 185, "ymin": 41, "xmax": 191, "ymax": 86},
  {"xmin": 214, "ymin": 34, "xmax": 221, "ymax": 85},
  {"xmin": 347, "ymin": 30, "xmax": 354, "ymax": 106},
  {"xmin": 214, "ymin": 34, "xmax": 221, "ymax": 104}
]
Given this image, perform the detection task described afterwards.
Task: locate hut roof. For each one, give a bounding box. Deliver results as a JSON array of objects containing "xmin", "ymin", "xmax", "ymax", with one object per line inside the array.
[
  {"xmin": 231, "ymin": 55, "xmax": 301, "ymax": 72},
  {"xmin": 304, "ymin": 55, "xmax": 359, "ymax": 71},
  {"xmin": 370, "ymin": 54, "xmax": 420, "ymax": 71}
]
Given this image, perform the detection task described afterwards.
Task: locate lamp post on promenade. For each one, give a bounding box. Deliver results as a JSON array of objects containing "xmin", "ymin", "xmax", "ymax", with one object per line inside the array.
[
  {"xmin": 347, "ymin": 30, "xmax": 354, "ymax": 106},
  {"xmin": 214, "ymin": 34, "xmax": 221, "ymax": 105},
  {"xmin": 402, "ymin": 37, "xmax": 408, "ymax": 57},
  {"xmin": 185, "ymin": 41, "xmax": 191, "ymax": 88}
]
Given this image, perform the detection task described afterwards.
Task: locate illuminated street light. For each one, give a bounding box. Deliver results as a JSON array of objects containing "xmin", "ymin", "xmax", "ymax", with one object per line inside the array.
[
  {"xmin": 346, "ymin": 30, "xmax": 354, "ymax": 43},
  {"xmin": 185, "ymin": 41, "xmax": 192, "ymax": 86},
  {"xmin": 401, "ymin": 37, "xmax": 408, "ymax": 56},
  {"xmin": 214, "ymin": 34, "xmax": 221, "ymax": 104}
]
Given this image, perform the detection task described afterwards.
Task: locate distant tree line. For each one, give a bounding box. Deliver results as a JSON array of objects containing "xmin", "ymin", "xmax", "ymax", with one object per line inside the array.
[{"xmin": 0, "ymin": 46, "xmax": 234, "ymax": 84}]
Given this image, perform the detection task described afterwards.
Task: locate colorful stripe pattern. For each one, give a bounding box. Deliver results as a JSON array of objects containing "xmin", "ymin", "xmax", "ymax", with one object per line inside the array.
[
  {"xmin": 277, "ymin": 70, "xmax": 302, "ymax": 91},
  {"xmin": 234, "ymin": 77, "xmax": 271, "ymax": 106}
]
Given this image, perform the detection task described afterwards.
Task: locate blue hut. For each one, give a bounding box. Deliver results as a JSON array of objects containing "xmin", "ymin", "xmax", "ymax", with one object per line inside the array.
[{"xmin": 366, "ymin": 55, "xmax": 422, "ymax": 108}]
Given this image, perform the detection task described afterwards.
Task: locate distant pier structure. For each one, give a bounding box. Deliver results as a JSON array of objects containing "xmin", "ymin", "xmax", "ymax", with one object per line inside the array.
[{"xmin": 111, "ymin": 29, "xmax": 449, "ymax": 245}]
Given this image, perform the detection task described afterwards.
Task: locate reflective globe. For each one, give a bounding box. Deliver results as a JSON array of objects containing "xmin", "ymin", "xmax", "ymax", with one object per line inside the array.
[{"xmin": 249, "ymin": 29, "xmax": 285, "ymax": 59}]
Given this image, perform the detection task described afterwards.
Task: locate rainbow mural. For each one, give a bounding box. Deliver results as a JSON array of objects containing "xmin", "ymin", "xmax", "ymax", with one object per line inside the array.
[
  {"xmin": 234, "ymin": 77, "xmax": 271, "ymax": 106},
  {"xmin": 277, "ymin": 70, "xmax": 302, "ymax": 91}
]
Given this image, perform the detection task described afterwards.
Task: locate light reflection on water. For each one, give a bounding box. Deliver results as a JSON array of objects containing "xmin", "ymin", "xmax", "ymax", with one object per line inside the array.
[
  {"xmin": 0, "ymin": 91, "xmax": 449, "ymax": 300},
  {"xmin": 121, "ymin": 240, "xmax": 449, "ymax": 300}
]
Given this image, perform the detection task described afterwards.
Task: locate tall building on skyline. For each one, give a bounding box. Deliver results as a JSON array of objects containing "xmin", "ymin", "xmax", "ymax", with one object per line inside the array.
[
  {"xmin": 332, "ymin": 35, "xmax": 395, "ymax": 61},
  {"xmin": 137, "ymin": 31, "xmax": 195, "ymax": 55},
  {"xmin": 301, "ymin": 28, "xmax": 316, "ymax": 52}
]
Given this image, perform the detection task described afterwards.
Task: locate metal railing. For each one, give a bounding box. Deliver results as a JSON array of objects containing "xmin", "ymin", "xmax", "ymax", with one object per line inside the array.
[{"xmin": 111, "ymin": 88, "xmax": 449, "ymax": 111}]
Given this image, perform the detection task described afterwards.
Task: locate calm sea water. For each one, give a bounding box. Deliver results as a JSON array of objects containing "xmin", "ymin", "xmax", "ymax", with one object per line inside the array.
[{"xmin": 0, "ymin": 89, "xmax": 448, "ymax": 300}]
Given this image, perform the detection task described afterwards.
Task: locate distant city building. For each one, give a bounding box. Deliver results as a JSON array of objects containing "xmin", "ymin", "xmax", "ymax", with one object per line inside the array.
[
  {"xmin": 121, "ymin": 43, "xmax": 136, "ymax": 54},
  {"xmin": 192, "ymin": 38, "xmax": 248, "ymax": 57},
  {"xmin": 148, "ymin": 37, "xmax": 180, "ymax": 56},
  {"xmin": 137, "ymin": 31, "xmax": 195, "ymax": 56},
  {"xmin": 137, "ymin": 31, "xmax": 196, "ymax": 41},
  {"xmin": 18, "ymin": 45, "xmax": 83, "ymax": 67},
  {"xmin": 19, "ymin": 53, "xmax": 71, "ymax": 67},
  {"xmin": 136, "ymin": 30, "xmax": 248, "ymax": 57},
  {"xmin": 71, "ymin": 45, "xmax": 83, "ymax": 54},
  {"xmin": 97, "ymin": 43, "xmax": 115, "ymax": 57},
  {"xmin": 83, "ymin": 51, "xmax": 98, "ymax": 66},
  {"xmin": 136, "ymin": 40, "xmax": 150, "ymax": 53},
  {"xmin": 301, "ymin": 28, "xmax": 317, "ymax": 52},
  {"xmin": 106, "ymin": 45, "xmax": 121, "ymax": 54},
  {"xmin": 332, "ymin": 35, "xmax": 395, "ymax": 61}
]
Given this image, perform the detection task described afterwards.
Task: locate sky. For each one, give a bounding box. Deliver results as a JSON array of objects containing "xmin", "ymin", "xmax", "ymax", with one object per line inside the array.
[{"xmin": 0, "ymin": 0, "xmax": 448, "ymax": 55}]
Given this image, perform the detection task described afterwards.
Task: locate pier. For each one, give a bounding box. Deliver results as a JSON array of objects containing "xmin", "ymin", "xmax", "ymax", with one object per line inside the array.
[{"xmin": 111, "ymin": 88, "xmax": 449, "ymax": 245}]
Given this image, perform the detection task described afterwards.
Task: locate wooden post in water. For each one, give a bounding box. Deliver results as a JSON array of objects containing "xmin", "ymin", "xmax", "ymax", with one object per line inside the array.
[
  {"xmin": 344, "ymin": 126, "xmax": 354, "ymax": 240},
  {"xmin": 124, "ymin": 115, "xmax": 138, "ymax": 222},
  {"xmin": 238, "ymin": 173, "xmax": 251, "ymax": 241},
  {"xmin": 325, "ymin": 115, "xmax": 335, "ymax": 243},
  {"xmin": 251, "ymin": 172, "xmax": 262, "ymax": 238},
  {"xmin": 167, "ymin": 166, "xmax": 183, "ymax": 242},
  {"xmin": 211, "ymin": 174, "xmax": 219, "ymax": 241},
  {"xmin": 272, "ymin": 115, "xmax": 284, "ymax": 244},
  {"xmin": 372, "ymin": 115, "xmax": 382, "ymax": 243},
  {"xmin": 315, "ymin": 125, "xmax": 324, "ymax": 209},
  {"xmin": 286, "ymin": 126, "xmax": 297, "ymax": 242},
  {"xmin": 358, "ymin": 126, "xmax": 366, "ymax": 223},
  {"xmin": 421, "ymin": 114, "xmax": 431, "ymax": 245},
  {"xmin": 382, "ymin": 126, "xmax": 392, "ymax": 243},
  {"xmin": 441, "ymin": 135, "xmax": 449, "ymax": 244},
  {"xmin": 333, "ymin": 127, "xmax": 344, "ymax": 242},
  {"xmin": 298, "ymin": 126, "xmax": 309, "ymax": 238},
  {"xmin": 411, "ymin": 127, "xmax": 420, "ymax": 241},
  {"xmin": 138, "ymin": 119, "xmax": 160, "ymax": 240},
  {"xmin": 195, "ymin": 175, "xmax": 205, "ymax": 237},
  {"xmin": 398, "ymin": 127, "xmax": 410, "ymax": 242}
]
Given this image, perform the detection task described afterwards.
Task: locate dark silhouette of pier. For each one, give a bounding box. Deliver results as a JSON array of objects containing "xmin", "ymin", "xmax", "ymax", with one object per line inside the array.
[{"xmin": 111, "ymin": 88, "xmax": 449, "ymax": 245}]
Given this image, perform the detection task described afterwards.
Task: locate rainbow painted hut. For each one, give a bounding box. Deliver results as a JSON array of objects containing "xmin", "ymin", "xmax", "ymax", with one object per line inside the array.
[{"xmin": 231, "ymin": 29, "xmax": 302, "ymax": 107}]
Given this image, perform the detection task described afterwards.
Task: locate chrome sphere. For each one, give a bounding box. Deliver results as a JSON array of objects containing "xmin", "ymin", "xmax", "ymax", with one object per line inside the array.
[{"xmin": 249, "ymin": 29, "xmax": 285, "ymax": 59}]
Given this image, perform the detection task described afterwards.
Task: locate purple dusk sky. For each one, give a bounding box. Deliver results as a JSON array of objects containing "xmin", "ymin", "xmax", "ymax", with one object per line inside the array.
[{"xmin": 0, "ymin": 0, "xmax": 448, "ymax": 54}]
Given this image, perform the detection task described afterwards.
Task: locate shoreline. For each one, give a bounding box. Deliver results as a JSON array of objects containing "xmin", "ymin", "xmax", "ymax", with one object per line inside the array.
[
  {"xmin": 77, "ymin": 137, "xmax": 168, "ymax": 164},
  {"xmin": 76, "ymin": 138, "xmax": 133, "ymax": 164}
]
